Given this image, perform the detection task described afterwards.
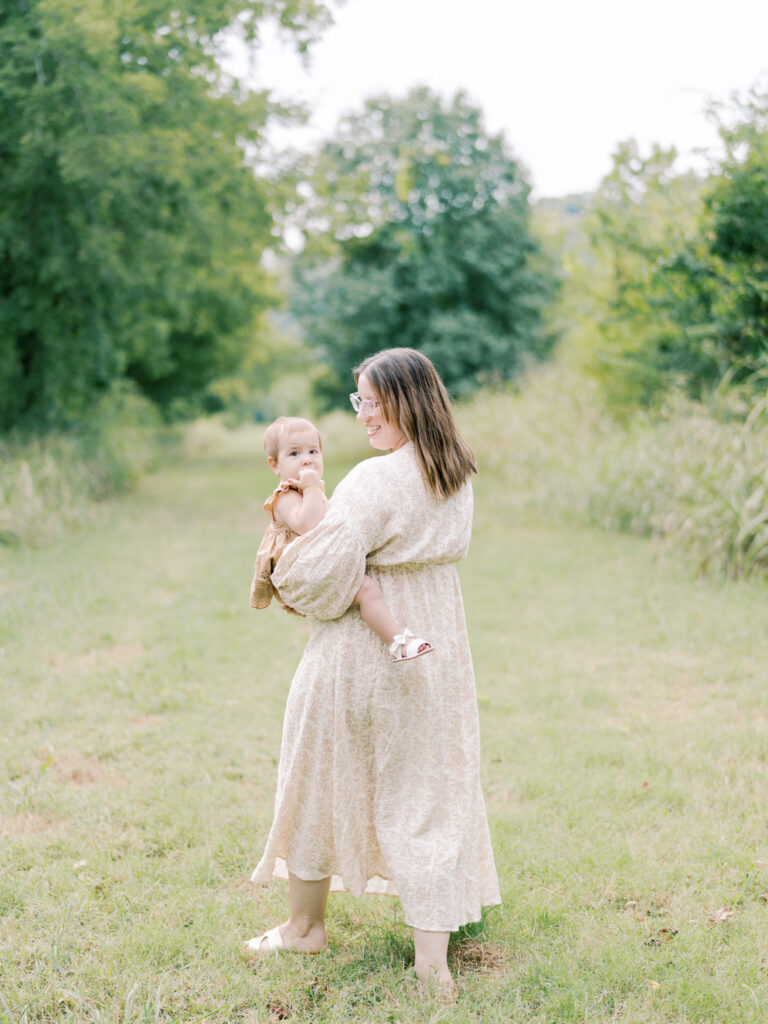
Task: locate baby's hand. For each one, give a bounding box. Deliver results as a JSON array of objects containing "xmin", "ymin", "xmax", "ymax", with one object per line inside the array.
[{"xmin": 297, "ymin": 467, "xmax": 323, "ymax": 491}]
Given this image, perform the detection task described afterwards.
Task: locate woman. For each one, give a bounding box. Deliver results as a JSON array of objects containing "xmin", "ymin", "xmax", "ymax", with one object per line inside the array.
[{"xmin": 247, "ymin": 348, "xmax": 500, "ymax": 988}]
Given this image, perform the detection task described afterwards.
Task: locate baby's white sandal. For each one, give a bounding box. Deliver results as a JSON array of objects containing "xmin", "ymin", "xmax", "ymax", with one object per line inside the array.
[{"xmin": 389, "ymin": 628, "xmax": 434, "ymax": 662}]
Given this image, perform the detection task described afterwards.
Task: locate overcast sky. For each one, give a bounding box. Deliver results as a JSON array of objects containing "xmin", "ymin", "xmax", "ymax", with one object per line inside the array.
[{"xmin": 226, "ymin": 0, "xmax": 768, "ymax": 198}]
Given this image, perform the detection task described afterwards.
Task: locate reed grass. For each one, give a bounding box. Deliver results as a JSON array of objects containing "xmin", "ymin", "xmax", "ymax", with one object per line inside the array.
[{"xmin": 458, "ymin": 367, "xmax": 768, "ymax": 578}]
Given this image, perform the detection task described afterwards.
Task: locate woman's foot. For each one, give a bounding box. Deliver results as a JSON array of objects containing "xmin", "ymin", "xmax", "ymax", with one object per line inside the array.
[
  {"xmin": 413, "ymin": 963, "xmax": 458, "ymax": 1001},
  {"xmin": 412, "ymin": 927, "xmax": 454, "ymax": 998},
  {"xmin": 244, "ymin": 920, "xmax": 327, "ymax": 957}
]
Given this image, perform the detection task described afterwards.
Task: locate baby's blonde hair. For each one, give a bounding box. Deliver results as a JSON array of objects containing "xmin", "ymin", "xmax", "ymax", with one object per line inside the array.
[{"xmin": 262, "ymin": 416, "xmax": 322, "ymax": 462}]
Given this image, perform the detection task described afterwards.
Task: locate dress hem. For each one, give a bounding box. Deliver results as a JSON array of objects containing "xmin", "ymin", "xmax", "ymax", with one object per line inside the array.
[
  {"xmin": 250, "ymin": 857, "xmax": 502, "ymax": 933},
  {"xmin": 250, "ymin": 856, "xmax": 399, "ymax": 897}
]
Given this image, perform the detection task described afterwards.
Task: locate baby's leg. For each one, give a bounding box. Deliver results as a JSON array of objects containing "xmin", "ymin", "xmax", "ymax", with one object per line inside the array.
[
  {"xmin": 354, "ymin": 576, "xmax": 434, "ymax": 660},
  {"xmin": 353, "ymin": 575, "xmax": 399, "ymax": 646}
]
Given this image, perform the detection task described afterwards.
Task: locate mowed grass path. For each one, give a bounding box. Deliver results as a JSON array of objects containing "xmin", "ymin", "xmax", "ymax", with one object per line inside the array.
[{"xmin": 2, "ymin": 439, "xmax": 768, "ymax": 1024}]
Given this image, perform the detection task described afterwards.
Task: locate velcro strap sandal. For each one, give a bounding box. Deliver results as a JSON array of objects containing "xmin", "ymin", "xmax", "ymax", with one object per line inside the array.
[{"xmin": 389, "ymin": 629, "xmax": 434, "ymax": 662}]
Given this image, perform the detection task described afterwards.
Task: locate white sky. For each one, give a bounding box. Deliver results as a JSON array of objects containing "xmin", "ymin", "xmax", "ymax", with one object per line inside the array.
[{"xmin": 227, "ymin": 0, "xmax": 768, "ymax": 198}]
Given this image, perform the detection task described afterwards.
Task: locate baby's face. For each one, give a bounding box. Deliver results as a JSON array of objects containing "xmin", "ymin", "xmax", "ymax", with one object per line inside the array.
[{"xmin": 270, "ymin": 424, "xmax": 323, "ymax": 482}]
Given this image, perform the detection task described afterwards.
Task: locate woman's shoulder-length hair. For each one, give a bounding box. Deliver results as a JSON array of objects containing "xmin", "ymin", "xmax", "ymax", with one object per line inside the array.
[{"xmin": 353, "ymin": 348, "xmax": 477, "ymax": 499}]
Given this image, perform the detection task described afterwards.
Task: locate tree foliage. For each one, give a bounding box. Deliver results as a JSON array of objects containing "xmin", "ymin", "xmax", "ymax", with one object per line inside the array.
[
  {"xmin": 580, "ymin": 141, "xmax": 705, "ymax": 405},
  {"xmin": 580, "ymin": 85, "xmax": 768, "ymax": 407},
  {"xmin": 0, "ymin": 0, "xmax": 330, "ymax": 430},
  {"xmin": 701, "ymin": 88, "xmax": 768, "ymax": 380},
  {"xmin": 288, "ymin": 88, "xmax": 558, "ymax": 407}
]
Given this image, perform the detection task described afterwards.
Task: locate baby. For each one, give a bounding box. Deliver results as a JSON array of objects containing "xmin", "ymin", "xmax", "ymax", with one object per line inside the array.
[{"xmin": 250, "ymin": 416, "xmax": 433, "ymax": 662}]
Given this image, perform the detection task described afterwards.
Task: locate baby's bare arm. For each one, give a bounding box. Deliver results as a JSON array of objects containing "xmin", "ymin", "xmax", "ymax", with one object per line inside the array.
[
  {"xmin": 273, "ymin": 470, "xmax": 326, "ymax": 534},
  {"xmin": 294, "ymin": 481, "xmax": 325, "ymax": 533}
]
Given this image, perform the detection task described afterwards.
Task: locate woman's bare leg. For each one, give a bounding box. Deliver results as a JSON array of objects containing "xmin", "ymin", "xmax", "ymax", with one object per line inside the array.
[
  {"xmin": 252, "ymin": 873, "xmax": 330, "ymax": 953},
  {"xmin": 353, "ymin": 574, "xmax": 399, "ymax": 646},
  {"xmin": 284, "ymin": 872, "xmax": 330, "ymax": 951},
  {"xmin": 413, "ymin": 928, "xmax": 454, "ymax": 987}
]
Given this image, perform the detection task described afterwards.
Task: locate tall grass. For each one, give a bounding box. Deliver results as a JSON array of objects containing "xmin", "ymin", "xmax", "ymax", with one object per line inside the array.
[
  {"xmin": 5, "ymin": 362, "xmax": 767, "ymax": 580},
  {"xmin": 459, "ymin": 367, "xmax": 768, "ymax": 578},
  {"xmin": 0, "ymin": 387, "xmax": 167, "ymax": 547},
  {"xmin": 580, "ymin": 396, "xmax": 768, "ymax": 577}
]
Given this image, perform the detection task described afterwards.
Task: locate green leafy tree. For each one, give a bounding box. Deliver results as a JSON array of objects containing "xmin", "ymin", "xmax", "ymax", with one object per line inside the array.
[
  {"xmin": 700, "ymin": 86, "xmax": 768, "ymax": 381},
  {"xmin": 0, "ymin": 0, "xmax": 330, "ymax": 430},
  {"xmin": 287, "ymin": 88, "xmax": 557, "ymax": 406},
  {"xmin": 579, "ymin": 141, "xmax": 705, "ymax": 406},
  {"xmin": 579, "ymin": 87, "xmax": 768, "ymax": 408}
]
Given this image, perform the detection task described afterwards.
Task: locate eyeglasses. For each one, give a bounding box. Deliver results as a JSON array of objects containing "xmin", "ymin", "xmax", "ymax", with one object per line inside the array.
[{"xmin": 349, "ymin": 393, "xmax": 379, "ymax": 416}]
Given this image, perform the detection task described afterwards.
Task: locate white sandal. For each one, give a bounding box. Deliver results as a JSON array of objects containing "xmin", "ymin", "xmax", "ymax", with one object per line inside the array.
[
  {"xmin": 244, "ymin": 925, "xmax": 284, "ymax": 957},
  {"xmin": 389, "ymin": 629, "xmax": 434, "ymax": 662}
]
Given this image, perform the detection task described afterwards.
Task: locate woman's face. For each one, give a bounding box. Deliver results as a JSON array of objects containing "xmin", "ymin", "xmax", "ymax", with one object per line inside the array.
[{"xmin": 355, "ymin": 373, "xmax": 407, "ymax": 452}]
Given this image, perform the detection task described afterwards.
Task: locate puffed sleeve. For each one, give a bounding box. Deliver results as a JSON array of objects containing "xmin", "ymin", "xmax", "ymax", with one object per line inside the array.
[{"xmin": 271, "ymin": 458, "xmax": 398, "ymax": 620}]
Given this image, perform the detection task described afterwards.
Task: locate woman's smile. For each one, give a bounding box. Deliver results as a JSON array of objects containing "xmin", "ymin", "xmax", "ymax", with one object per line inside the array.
[{"xmin": 356, "ymin": 373, "xmax": 406, "ymax": 451}]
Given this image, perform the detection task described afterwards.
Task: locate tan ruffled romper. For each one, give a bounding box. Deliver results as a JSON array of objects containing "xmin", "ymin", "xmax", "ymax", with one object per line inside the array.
[{"xmin": 250, "ymin": 482, "xmax": 306, "ymax": 611}]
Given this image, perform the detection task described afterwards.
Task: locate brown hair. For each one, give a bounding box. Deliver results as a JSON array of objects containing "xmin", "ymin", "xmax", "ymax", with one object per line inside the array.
[
  {"xmin": 353, "ymin": 348, "xmax": 477, "ymax": 499},
  {"xmin": 263, "ymin": 416, "xmax": 322, "ymax": 462}
]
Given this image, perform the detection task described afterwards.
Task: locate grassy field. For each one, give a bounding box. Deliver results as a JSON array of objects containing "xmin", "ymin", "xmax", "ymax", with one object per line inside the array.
[{"xmin": 2, "ymin": 428, "xmax": 768, "ymax": 1023}]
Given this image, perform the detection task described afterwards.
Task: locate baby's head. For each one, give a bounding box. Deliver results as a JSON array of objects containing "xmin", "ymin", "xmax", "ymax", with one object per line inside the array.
[{"xmin": 263, "ymin": 416, "xmax": 324, "ymax": 482}]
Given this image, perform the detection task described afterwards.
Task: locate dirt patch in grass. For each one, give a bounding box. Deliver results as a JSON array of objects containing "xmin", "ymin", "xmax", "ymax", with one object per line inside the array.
[
  {"xmin": 1, "ymin": 811, "xmax": 66, "ymax": 839},
  {"xmin": 49, "ymin": 750, "xmax": 109, "ymax": 786},
  {"xmin": 49, "ymin": 642, "xmax": 144, "ymax": 676},
  {"xmin": 576, "ymin": 645, "xmax": 705, "ymax": 684},
  {"xmin": 580, "ymin": 646, "xmax": 720, "ymax": 727},
  {"xmin": 128, "ymin": 713, "xmax": 164, "ymax": 729},
  {"xmin": 451, "ymin": 939, "xmax": 508, "ymax": 976}
]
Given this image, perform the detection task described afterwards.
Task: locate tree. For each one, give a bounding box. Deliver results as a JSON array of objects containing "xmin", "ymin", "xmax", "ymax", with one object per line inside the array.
[
  {"xmin": 0, "ymin": 0, "xmax": 331, "ymax": 430},
  {"xmin": 579, "ymin": 86, "xmax": 768, "ymax": 409},
  {"xmin": 580, "ymin": 141, "xmax": 706, "ymax": 406},
  {"xmin": 701, "ymin": 85, "xmax": 768, "ymax": 381},
  {"xmin": 287, "ymin": 88, "xmax": 557, "ymax": 407}
]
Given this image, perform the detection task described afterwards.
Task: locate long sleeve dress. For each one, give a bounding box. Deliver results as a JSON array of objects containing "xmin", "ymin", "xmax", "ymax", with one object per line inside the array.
[{"xmin": 250, "ymin": 442, "xmax": 500, "ymax": 932}]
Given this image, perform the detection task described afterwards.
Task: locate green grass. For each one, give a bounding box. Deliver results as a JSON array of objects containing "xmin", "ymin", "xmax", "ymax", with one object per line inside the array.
[{"xmin": 2, "ymin": 428, "xmax": 768, "ymax": 1023}]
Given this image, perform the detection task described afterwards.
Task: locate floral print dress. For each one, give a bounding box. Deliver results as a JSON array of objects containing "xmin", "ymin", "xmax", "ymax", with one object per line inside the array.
[{"xmin": 251, "ymin": 442, "xmax": 500, "ymax": 932}]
